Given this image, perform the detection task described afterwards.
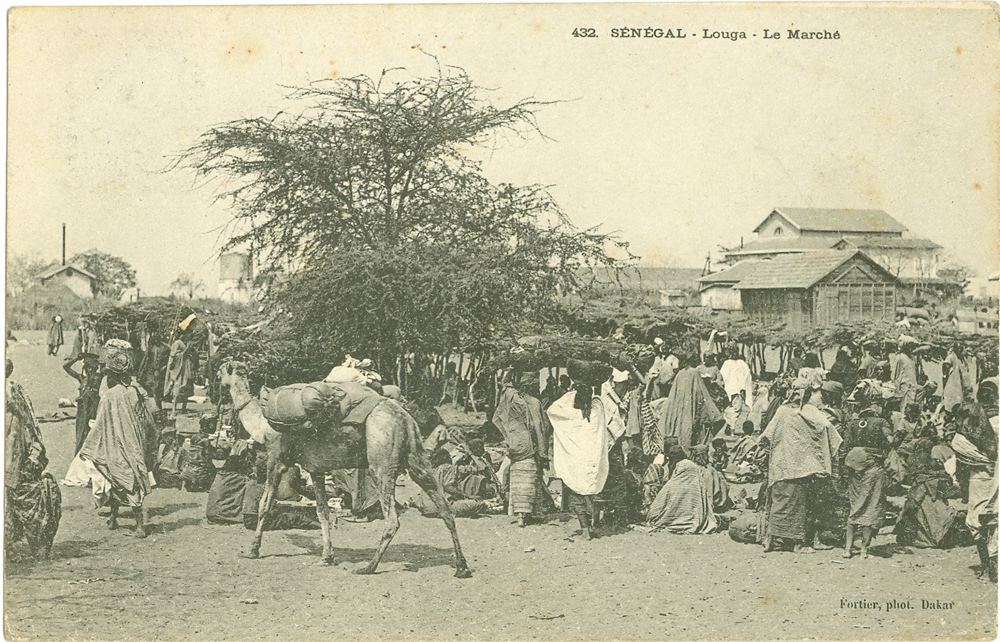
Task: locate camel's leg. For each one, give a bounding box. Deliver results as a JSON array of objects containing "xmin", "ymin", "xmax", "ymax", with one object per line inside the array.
[
  {"xmin": 242, "ymin": 460, "xmax": 285, "ymax": 559},
  {"xmin": 408, "ymin": 452, "xmax": 473, "ymax": 579},
  {"xmin": 312, "ymin": 473, "xmax": 335, "ymax": 565},
  {"xmin": 354, "ymin": 472, "xmax": 401, "ymax": 576}
]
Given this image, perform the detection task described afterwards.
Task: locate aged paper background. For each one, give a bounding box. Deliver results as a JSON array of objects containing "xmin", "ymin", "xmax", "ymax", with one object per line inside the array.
[{"xmin": 6, "ymin": 4, "xmax": 999, "ymax": 641}]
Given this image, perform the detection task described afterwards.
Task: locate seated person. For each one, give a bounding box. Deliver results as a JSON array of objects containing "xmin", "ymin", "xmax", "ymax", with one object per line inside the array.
[
  {"xmin": 721, "ymin": 393, "xmax": 751, "ymax": 441},
  {"xmin": 242, "ymin": 460, "xmax": 320, "ymax": 531},
  {"xmin": 694, "ymin": 444, "xmax": 732, "ymax": 512},
  {"xmin": 206, "ymin": 439, "xmax": 255, "ymax": 525},
  {"xmin": 178, "ymin": 434, "xmax": 216, "ymax": 492},
  {"xmin": 153, "ymin": 427, "xmax": 183, "ymax": 489},
  {"xmin": 646, "ymin": 445, "xmax": 718, "ymax": 534},
  {"xmin": 329, "ymin": 467, "xmax": 383, "ymax": 521},
  {"xmin": 711, "ymin": 438, "xmax": 729, "ymax": 473},
  {"xmin": 405, "ymin": 395, "xmax": 446, "ymax": 443},
  {"xmin": 640, "ymin": 456, "xmax": 668, "ymax": 513},
  {"xmin": 451, "ymin": 438, "xmax": 498, "ymax": 500},
  {"xmin": 729, "ymin": 421, "xmax": 757, "ymax": 467},
  {"xmin": 894, "ymin": 429, "xmax": 967, "ymax": 548},
  {"xmin": 413, "ymin": 449, "xmax": 501, "ymax": 518}
]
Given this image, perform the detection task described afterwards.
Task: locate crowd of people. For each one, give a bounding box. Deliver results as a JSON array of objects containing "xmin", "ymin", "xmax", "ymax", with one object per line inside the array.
[{"xmin": 4, "ymin": 329, "xmax": 997, "ymax": 589}]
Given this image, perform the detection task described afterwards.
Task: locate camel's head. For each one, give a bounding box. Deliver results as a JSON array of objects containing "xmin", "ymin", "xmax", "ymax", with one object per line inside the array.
[{"xmin": 218, "ymin": 360, "xmax": 248, "ymax": 389}]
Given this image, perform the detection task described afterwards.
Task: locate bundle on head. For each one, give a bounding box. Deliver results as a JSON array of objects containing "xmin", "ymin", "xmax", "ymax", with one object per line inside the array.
[{"xmin": 566, "ymin": 358, "xmax": 612, "ymax": 387}]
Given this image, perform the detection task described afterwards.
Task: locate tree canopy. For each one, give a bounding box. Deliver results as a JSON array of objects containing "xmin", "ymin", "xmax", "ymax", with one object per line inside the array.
[
  {"xmin": 6, "ymin": 253, "xmax": 51, "ymax": 297},
  {"xmin": 182, "ymin": 65, "xmax": 629, "ymax": 367},
  {"xmin": 68, "ymin": 250, "xmax": 137, "ymax": 299}
]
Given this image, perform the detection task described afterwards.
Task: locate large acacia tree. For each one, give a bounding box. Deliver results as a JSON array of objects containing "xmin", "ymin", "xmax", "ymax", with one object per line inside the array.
[{"xmin": 182, "ymin": 65, "xmax": 628, "ymax": 370}]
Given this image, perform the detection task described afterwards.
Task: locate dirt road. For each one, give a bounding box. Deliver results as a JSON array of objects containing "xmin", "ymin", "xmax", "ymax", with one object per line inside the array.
[{"xmin": 4, "ymin": 333, "xmax": 996, "ymax": 640}]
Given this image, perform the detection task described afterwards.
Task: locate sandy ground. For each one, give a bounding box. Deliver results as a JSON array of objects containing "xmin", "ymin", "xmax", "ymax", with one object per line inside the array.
[{"xmin": 3, "ymin": 331, "xmax": 997, "ymax": 641}]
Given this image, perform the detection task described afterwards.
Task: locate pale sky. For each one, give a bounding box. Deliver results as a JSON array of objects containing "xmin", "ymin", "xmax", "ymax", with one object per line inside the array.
[{"xmin": 8, "ymin": 4, "xmax": 999, "ymax": 296}]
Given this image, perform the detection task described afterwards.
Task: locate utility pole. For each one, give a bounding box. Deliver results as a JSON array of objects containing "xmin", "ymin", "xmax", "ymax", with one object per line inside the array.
[{"xmin": 62, "ymin": 223, "xmax": 66, "ymax": 266}]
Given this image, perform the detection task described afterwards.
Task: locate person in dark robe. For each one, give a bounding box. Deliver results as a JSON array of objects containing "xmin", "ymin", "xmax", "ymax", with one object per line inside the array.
[
  {"xmin": 46, "ymin": 315, "xmax": 64, "ymax": 356},
  {"xmin": 5, "ymin": 359, "xmax": 62, "ymax": 559},
  {"xmin": 79, "ymin": 340, "xmax": 158, "ymax": 537},
  {"xmin": 894, "ymin": 426, "xmax": 965, "ymax": 549},
  {"xmin": 841, "ymin": 403, "xmax": 890, "ymax": 559},
  {"xmin": 827, "ymin": 347, "xmax": 859, "ymax": 393},
  {"xmin": 137, "ymin": 338, "xmax": 170, "ymax": 410},
  {"xmin": 206, "ymin": 439, "xmax": 255, "ymax": 525},
  {"xmin": 659, "ymin": 355, "xmax": 723, "ymax": 455},
  {"xmin": 63, "ymin": 352, "xmax": 103, "ymax": 454},
  {"xmin": 164, "ymin": 337, "xmax": 193, "ymax": 415},
  {"xmin": 760, "ymin": 382, "xmax": 842, "ymax": 554}
]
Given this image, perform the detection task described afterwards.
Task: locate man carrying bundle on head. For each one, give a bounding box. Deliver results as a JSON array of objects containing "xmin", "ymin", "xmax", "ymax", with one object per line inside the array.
[{"xmin": 80, "ymin": 339, "xmax": 159, "ymax": 538}]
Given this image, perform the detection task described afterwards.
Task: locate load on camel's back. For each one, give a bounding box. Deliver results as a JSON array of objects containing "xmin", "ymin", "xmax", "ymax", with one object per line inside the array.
[
  {"xmin": 260, "ymin": 380, "xmax": 383, "ymax": 432},
  {"xmin": 258, "ymin": 380, "xmax": 384, "ymax": 466},
  {"xmin": 218, "ymin": 360, "xmax": 472, "ymax": 578}
]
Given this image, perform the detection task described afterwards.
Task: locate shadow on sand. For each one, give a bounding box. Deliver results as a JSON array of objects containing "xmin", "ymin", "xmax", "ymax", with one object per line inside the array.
[{"xmin": 283, "ymin": 532, "xmax": 456, "ymax": 572}]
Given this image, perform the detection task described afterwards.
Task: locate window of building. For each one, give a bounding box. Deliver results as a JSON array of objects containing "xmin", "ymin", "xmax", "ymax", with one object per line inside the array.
[{"xmin": 773, "ymin": 226, "xmax": 783, "ymax": 236}]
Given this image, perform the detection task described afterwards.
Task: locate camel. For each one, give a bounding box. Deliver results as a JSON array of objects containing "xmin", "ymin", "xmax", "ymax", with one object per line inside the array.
[{"xmin": 218, "ymin": 361, "xmax": 472, "ymax": 578}]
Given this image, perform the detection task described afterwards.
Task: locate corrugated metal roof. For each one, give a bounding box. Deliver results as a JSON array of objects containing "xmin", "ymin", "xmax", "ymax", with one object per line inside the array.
[
  {"xmin": 835, "ymin": 236, "xmax": 941, "ymax": 250},
  {"xmin": 725, "ymin": 237, "xmax": 839, "ymax": 255},
  {"xmin": 755, "ymin": 208, "xmax": 908, "ymax": 234},
  {"xmin": 734, "ymin": 250, "xmax": 898, "ymax": 290},
  {"xmin": 35, "ymin": 263, "xmax": 97, "ymax": 281},
  {"xmin": 698, "ymin": 260, "xmax": 765, "ymax": 285}
]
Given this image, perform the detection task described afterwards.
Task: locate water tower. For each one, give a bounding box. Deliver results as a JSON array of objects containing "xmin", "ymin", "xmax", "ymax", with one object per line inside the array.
[{"xmin": 218, "ymin": 252, "xmax": 253, "ymax": 303}]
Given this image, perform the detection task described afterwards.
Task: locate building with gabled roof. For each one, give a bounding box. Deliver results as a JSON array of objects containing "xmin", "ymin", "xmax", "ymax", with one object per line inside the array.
[
  {"xmin": 720, "ymin": 208, "xmax": 958, "ymax": 295},
  {"xmin": 752, "ymin": 207, "xmax": 907, "ymax": 236},
  {"xmin": 35, "ymin": 263, "xmax": 96, "ymax": 299},
  {"xmin": 730, "ymin": 250, "xmax": 901, "ymax": 328}
]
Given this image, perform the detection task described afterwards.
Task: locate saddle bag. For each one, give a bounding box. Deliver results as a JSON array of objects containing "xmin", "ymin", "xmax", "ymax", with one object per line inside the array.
[{"xmin": 259, "ymin": 382, "xmax": 342, "ymax": 431}]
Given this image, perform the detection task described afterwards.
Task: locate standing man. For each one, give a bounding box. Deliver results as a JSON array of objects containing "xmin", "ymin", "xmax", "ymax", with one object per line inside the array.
[
  {"xmin": 164, "ymin": 335, "xmax": 192, "ymax": 415},
  {"xmin": 80, "ymin": 339, "xmax": 158, "ymax": 537},
  {"xmin": 720, "ymin": 347, "xmax": 754, "ymax": 409},
  {"xmin": 46, "ymin": 315, "xmax": 64, "ymax": 356},
  {"xmin": 892, "ymin": 337, "xmax": 919, "ymax": 411},
  {"xmin": 63, "ymin": 352, "xmax": 103, "ymax": 454}
]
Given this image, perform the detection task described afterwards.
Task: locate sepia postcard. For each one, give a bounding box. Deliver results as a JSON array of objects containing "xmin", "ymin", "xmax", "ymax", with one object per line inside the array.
[{"xmin": 4, "ymin": 3, "xmax": 999, "ymax": 641}]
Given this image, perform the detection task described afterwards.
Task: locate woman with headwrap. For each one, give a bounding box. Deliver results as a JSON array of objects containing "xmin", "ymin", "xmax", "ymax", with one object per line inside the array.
[
  {"xmin": 5, "ymin": 359, "xmax": 62, "ymax": 559},
  {"xmin": 80, "ymin": 339, "xmax": 159, "ymax": 537},
  {"xmin": 841, "ymin": 402, "xmax": 891, "ymax": 559},
  {"xmin": 493, "ymin": 370, "xmax": 550, "ymax": 526},
  {"xmin": 760, "ymin": 375, "xmax": 842, "ymax": 554},
  {"xmin": 949, "ymin": 401, "xmax": 998, "ymax": 581}
]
